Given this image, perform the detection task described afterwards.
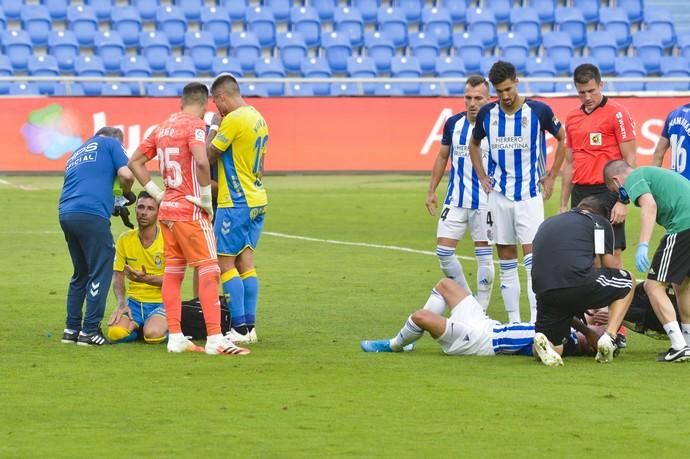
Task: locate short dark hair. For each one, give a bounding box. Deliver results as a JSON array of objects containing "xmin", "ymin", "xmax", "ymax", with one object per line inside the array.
[
  {"xmin": 210, "ymin": 73, "xmax": 241, "ymax": 96},
  {"xmin": 181, "ymin": 82, "xmax": 209, "ymax": 107},
  {"xmin": 136, "ymin": 190, "xmax": 159, "ymax": 207},
  {"xmin": 95, "ymin": 126, "xmax": 124, "ymax": 142},
  {"xmin": 603, "ymin": 159, "xmax": 633, "ymax": 185},
  {"xmin": 488, "ymin": 61, "xmax": 517, "ymax": 86},
  {"xmin": 465, "ymin": 74, "xmax": 489, "ymax": 89},
  {"xmin": 573, "ymin": 64, "xmax": 601, "ymax": 85},
  {"xmin": 577, "ymin": 195, "xmax": 609, "ymax": 219}
]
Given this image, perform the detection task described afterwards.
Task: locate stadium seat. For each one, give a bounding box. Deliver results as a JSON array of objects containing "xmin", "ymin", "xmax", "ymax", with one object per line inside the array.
[
  {"xmin": 599, "ymin": 7, "xmax": 632, "ymax": 49},
  {"xmin": 211, "ymin": 56, "xmax": 243, "ymax": 77},
  {"xmin": 301, "ymin": 57, "xmax": 331, "ymax": 95},
  {"xmin": 485, "ymin": 0, "xmax": 511, "ymax": 24},
  {"xmin": 255, "ymin": 57, "xmax": 286, "ymax": 96},
  {"xmin": 230, "ymin": 31, "xmax": 261, "ymax": 72},
  {"xmin": 247, "ymin": 6, "xmax": 277, "ymax": 48},
  {"xmin": 555, "ymin": 7, "xmax": 586, "ymax": 48},
  {"xmin": 147, "ymin": 83, "xmax": 178, "ymax": 97},
  {"xmin": 498, "ymin": 32, "xmax": 529, "ymax": 73},
  {"xmin": 312, "ymin": 0, "xmax": 337, "ymax": 21},
  {"xmin": 48, "ymin": 31, "xmax": 79, "ymax": 72},
  {"xmin": 480, "ymin": 56, "xmax": 500, "ymax": 77},
  {"xmin": 21, "ymin": 5, "xmax": 51, "ymax": 46},
  {"xmin": 265, "ymin": 0, "xmax": 291, "ymax": 22},
  {"xmin": 0, "ymin": 0, "xmax": 22, "ymax": 20},
  {"xmin": 419, "ymin": 82, "xmax": 443, "ymax": 96},
  {"xmin": 452, "ymin": 32, "xmax": 484, "ymax": 74},
  {"xmin": 377, "ymin": 7, "xmax": 408, "ymax": 48},
  {"xmin": 329, "ymin": 82, "xmax": 358, "ymax": 96},
  {"xmin": 391, "ymin": 56, "xmax": 422, "ymax": 95},
  {"xmin": 569, "ymin": 55, "xmax": 599, "ymax": 74},
  {"xmin": 509, "ymin": 8, "xmax": 541, "ymax": 49},
  {"xmin": 277, "ymin": 31, "xmax": 307, "ymax": 73},
  {"xmin": 112, "ymin": 7, "xmax": 143, "ymax": 48},
  {"xmin": 288, "ymin": 82, "xmax": 314, "ymax": 96},
  {"xmin": 67, "ymin": 5, "xmax": 98, "ymax": 47},
  {"xmin": 9, "ymin": 82, "xmax": 40, "ymax": 95},
  {"xmin": 352, "ymin": 0, "xmax": 380, "ymax": 24},
  {"xmin": 421, "ymin": 7, "xmax": 452, "ymax": 49},
  {"xmin": 525, "ymin": 57, "xmax": 556, "ymax": 93},
  {"xmin": 121, "ymin": 55, "xmax": 152, "ymax": 96},
  {"xmin": 140, "ymin": 31, "xmax": 171, "ymax": 73},
  {"xmin": 678, "ymin": 32, "xmax": 690, "ymax": 60},
  {"xmin": 656, "ymin": 56, "xmax": 690, "ymax": 91},
  {"xmin": 156, "ymin": 6, "xmax": 187, "ymax": 47},
  {"xmin": 28, "ymin": 55, "xmax": 59, "ymax": 95},
  {"xmin": 573, "ymin": 0, "xmax": 599, "ymax": 24},
  {"xmin": 240, "ymin": 83, "xmax": 269, "ymax": 97},
  {"xmin": 54, "ymin": 82, "xmax": 85, "ymax": 96},
  {"xmin": 614, "ymin": 56, "xmax": 646, "ymax": 92},
  {"xmin": 334, "ymin": 6, "xmax": 364, "ymax": 48},
  {"xmin": 525, "ymin": 0, "xmax": 556, "ymax": 24},
  {"xmin": 132, "ymin": 0, "xmax": 158, "ymax": 22},
  {"xmin": 185, "ymin": 31, "xmax": 216, "ymax": 73},
  {"xmin": 374, "ymin": 82, "xmax": 405, "ymax": 96},
  {"xmin": 0, "ymin": 54, "xmax": 13, "ymax": 95},
  {"xmin": 175, "ymin": 0, "xmax": 203, "ymax": 21},
  {"xmin": 435, "ymin": 55, "xmax": 466, "ymax": 95},
  {"xmin": 409, "ymin": 32, "xmax": 440, "ymax": 74},
  {"xmin": 644, "ymin": 9, "xmax": 676, "ymax": 49},
  {"xmin": 542, "ymin": 32, "xmax": 574, "ymax": 74},
  {"xmin": 95, "ymin": 31, "xmax": 126, "ymax": 73},
  {"xmin": 74, "ymin": 55, "xmax": 105, "ymax": 95},
  {"xmin": 398, "ymin": 0, "xmax": 423, "ymax": 23},
  {"xmin": 166, "ymin": 56, "xmax": 196, "ymax": 95},
  {"xmin": 633, "ymin": 31, "xmax": 664, "ymax": 73},
  {"xmin": 102, "ymin": 83, "xmax": 132, "ymax": 96},
  {"xmin": 346, "ymin": 55, "xmax": 377, "ymax": 94},
  {"xmin": 586, "ymin": 31, "xmax": 617, "ymax": 74},
  {"xmin": 466, "ymin": 8, "xmax": 497, "ymax": 48},
  {"xmin": 0, "ymin": 10, "xmax": 5, "ymax": 33},
  {"xmin": 555, "ymin": 82, "xmax": 576, "ymax": 94},
  {"xmin": 1, "ymin": 30, "xmax": 32, "ymax": 71},
  {"xmin": 438, "ymin": 0, "xmax": 465, "ymax": 23},
  {"xmin": 42, "ymin": 0, "xmax": 68, "ymax": 21},
  {"xmin": 618, "ymin": 0, "xmax": 643, "ymax": 23},
  {"xmin": 364, "ymin": 31, "xmax": 396, "ymax": 73},
  {"xmin": 223, "ymin": 0, "xmax": 249, "ymax": 21},
  {"xmin": 85, "ymin": 0, "xmax": 113, "ymax": 21},
  {"xmin": 200, "ymin": 7, "xmax": 231, "ymax": 48},
  {"xmin": 290, "ymin": 6, "xmax": 321, "ymax": 48},
  {"xmin": 322, "ymin": 31, "xmax": 352, "ymax": 73}
]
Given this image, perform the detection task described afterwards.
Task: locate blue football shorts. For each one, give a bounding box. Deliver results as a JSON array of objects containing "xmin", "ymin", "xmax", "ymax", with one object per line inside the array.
[
  {"xmin": 127, "ymin": 298, "xmax": 165, "ymax": 329},
  {"xmin": 214, "ymin": 206, "xmax": 266, "ymax": 256}
]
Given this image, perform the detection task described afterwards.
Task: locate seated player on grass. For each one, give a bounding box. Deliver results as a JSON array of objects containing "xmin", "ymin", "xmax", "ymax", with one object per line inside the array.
[{"xmin": 107, "ymin": 191, "xmax": 167, "ymax": 343}]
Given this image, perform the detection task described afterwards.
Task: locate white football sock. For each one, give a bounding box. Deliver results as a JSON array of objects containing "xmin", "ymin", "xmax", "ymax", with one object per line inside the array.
[
  {"xmin": 422, "ymin": 288, "xmax": 447, "ymax": 315},
  {"xmin": 663, "ymin": 321, "xmax": 687, "ymax": 350},
  {"xmin": 475, "ymin": 247, "xmax": 495, "ymax": 312},
  {"xmin": 437, "ymin": 245, "xmax": 470, "ymax": 292},
  {"xmin": 389, "ymin": 315, "xmax": 424, "ymax": 351},
  {"xmin": 524, "ymin": 253, "xmax": 537, "ymax": 323},
  {"xmin": 499, "ymin": 259, "xmax": 521, "ymax": 322}
]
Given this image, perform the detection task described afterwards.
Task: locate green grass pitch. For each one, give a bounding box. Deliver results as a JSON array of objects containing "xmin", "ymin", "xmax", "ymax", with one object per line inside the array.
[{"xmin": 0, "ymin": 174, "xmax": 688, "ymax": 458}]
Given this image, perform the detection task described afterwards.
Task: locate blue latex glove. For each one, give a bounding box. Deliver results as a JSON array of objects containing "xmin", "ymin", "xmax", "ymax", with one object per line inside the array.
[{"xmin": 635, "ymin": 243, "xmax": 650, "ymax": 273}]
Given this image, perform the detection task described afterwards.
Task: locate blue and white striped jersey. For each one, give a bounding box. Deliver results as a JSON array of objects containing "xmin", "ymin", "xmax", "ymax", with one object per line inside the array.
[
  {"xmin": 442, "ymin": 112, "xmax": 490, "ymax": 209},
  {"xmin": 472, "ymin": 99, "xmax": 562, "ymax": 201},
  {"xmin": 491, "ymin": 322, "xmax": 535, "ymax": 355},
  {"xmin": 661, "ymin": 103, "xmax": 690, "ymax": 181}
]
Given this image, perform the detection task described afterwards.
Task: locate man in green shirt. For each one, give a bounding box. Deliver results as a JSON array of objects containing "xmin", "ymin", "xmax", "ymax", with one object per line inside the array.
[{"xmin": 604, "ymin": 160, "xmax": 690, "ymax": 362}]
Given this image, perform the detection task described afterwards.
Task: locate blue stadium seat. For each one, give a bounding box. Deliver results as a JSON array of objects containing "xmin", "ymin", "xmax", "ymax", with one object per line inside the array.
[
  {"xmin": 334, "ymin": 6, "xmax": 364, "ymax": 48},
  {"xmin": 614, "ymin": 56, "xmax": 646, "ymax": 92},
  {"xmin": 0, "ymin": 54, "xmax": 13, "ymax": 95},
  {"xmin": 555, "ymin": 82, "xmax": 576, "ymax": 94},
  {"xmin": 95, "ymin": 31, "xmax": 126, "ymax": 73},
  {"xmin": 452, "ymin": 32, "xmax": 484, "ymax": 74},
  {"xmin": 485, "ymin": 0, "xmax": 510, "ymax": 24},
  {"xmin": 398, "ymin": 0, "xmax": 423, "ymax": 23},
  {"xmin": 212, "ymin": 57, "xmax": 243, "ymax": 77},
  {"xmin": 421, "ymin": 7, "xmax": 452, "ymax": 49},
  {"xmin": 656, "ymin": 56, "xmax": 690, "ymax": 91},
  {"xmin": 644, "ymin": 9, "xmax": 676, "ymax": 49},
  {"xmin": 633, "ymin": 31, "xmax": 664, "ymax": 73},
  {"xmin": 466, "ymin": 7, "xmax": 497, "ymax": 48},
  {"xmin": 223, "ymin": 0, "xmax": 249, "ymax": 21},
  {"xmin": 247, "ymin": 6, "xmax": 277, "ymax": 48},
  {"xmin": 374, "ymin": 82, "xmax": 405, "ymax": 96},
  {"xmin": 438, "ymin": 0, "xmax": 465, "ymax": 23},
  {"xmin": 277, "ymin": 31, "xmax": 307, "ymax": 73},
  {"xmin": 102, "ymin": 83, "xmax": 132, "ymax": 96},
  {"xmin": 346, "ymin": 55, "xmax": 376, "ymax": 94},
  {"xmin": 0, "ymin": 9, "xmax": 5, "ymax": 33},
  {"xmin": 132, "ymin": 0, "xmax": 158, "ymax": 22},
  {"xmin": 364, "ymin": 31, "xmax": 396, "ymax": 73},
  {"xmin": 255, "ymin": 57, "xmax": 286, "ymax": 96},
  {"xmin": 409, "ymin": 32, "xmax": 440, "ymax": 74},
  {"xmin": 265, "ymin": 0, "xmax": 292, "ymax": 22},
  {"xmin": 54, "ymin": 83, "xmax": 85, "ymax": 96},
  {"xmin": 156, "ymin": 6, "xmax": 187, "ymax": 47},
  {"xmin": 42, "ymin": 0, "xmax": 68, "ymax": 20},
  {"xmin": 67, "ymin": 5, "xmax": 98, "ymax": 46},
  {"xmin": 0, "ymin": 0, "xmax": 22, "ymax": 20},
  {"xmin": 230, "ymin": 31, "xmax": 261, "ymax": 72},
  {"xmin": 391, "ymin": 56, "xmax": 422, "ymax": 94},
  {"xmin": 618, "ymin": 0, "xmax": 643, "ymax": 23},
  {"xmin": 420, "ymin": 82, "xmax": 443, "ymax": 96},
  {"xmin": 121, "ymin": 55, "xmax": 151, "ymax": 96},
  {"xmin": 291, "ymin": 6, "xmax": 321, "ymax": 48},
  {"xmin": 435, "ymin": 55, "xmax": 465, "ymax": 94},
  {"xmin": 525, "ymin": 57, "xmax": 556, "ymax": 93},
  {"xmin": 1, "ymin": 30, "xmax": 32, "ymax": 71},
  {"xmin": 166, "ymin": 55, "xmax": 196, "ymax": 79},
  {"xmin": 312, "ymin": 0, "xmax": 337, "ymax": 21},
  {"xmin": 185, "ymin": 31, "xmax": 216, "ymax": 72},
  {"xmin": 352, "ymin": 0, "xmax": 380, "ymax": 24},
  {"xmin": 240, "ymin": 83, "xmax": 269, "ymax": 97},
  {"xmin": 555, "ymin": 7, "xmax": 586, "ymax": 48},
  {"xmin": 48, "ymin": 31, "xmax": 79, "ymax": 72},
  {"xmin": 174, "ymin": 0, "xmax": 203, "ymax": 21},
  {"xmin": 377, "ymin": 7, "xmax": 408, "ymax": 48},
  {"xmin": 201, "ymin": 7, "xmax": 231, "ymax": 48},
  {"xmin": 600, "ymin": 7, "xmax": 631, "ymax": 49},
  {"xmin": 525, "ymin": 0, "xmax": 556, "ymax": 24},
  {"xmin": 510, "ymin": 8, "xmax": 541, "ymax": 49},
  {"xmin": 74, "ymin": 55, "xmax": 105, "ymax": 95},
  {"xmin": 330, "ymin": 82, "xmax": 358, "ymax": 96},
  {"xmin": 28, "ymin": 55, "xmax": 59, "ymax": 95},
  {"xmin": 21, "ymin": 5, "xmax": 51, "ymax": 46},
  {"xmin": 147, "ymin": 83, "xmax": 178, "ymax": 97},
  {"xmin": 569, "ymin": 55, "xmax": 598, "ymax": 74},
  {"xmin": 586, "ymin": 31, "xmax": 617, "ymax": 74},
  {"xmin": 322, "ymin": 31, "xmax": 352, "ymax": 73},
  {"xmin": 85, "ymin": 0, "xmax": 113, "ymax": 21},
  {"xmin": 288, "ymin": 82, "xmax": 314, "ymax": 96},
  {"xmin": 480, "ymin": 56, "xmax": 500, "ymax": 77},
  {"xmin": 542, "ymin": 32, "xmax": 574, "ymax": 74},
  {"xmin": 112, "ymin": 7, "xmax": 143, "ymax": 48},
  {"xmin": 498, "ymin": 32, "xmax": 528, "ymax": 73},
  {"xmin": 573, "ymin": 0, "xmax": 599, "ymax": 24},
  {"xmin": 9, "ymin": 82, "xmax": 40, "ymax": 95},
  {"xmin": 678, "ymin": 32, "xmax": 690, "ymax": 60},
  {"xmin": 140, "ymin": 31, "xmax": 171, "ymax": 73},
  {"xmin": 301, "ymin": 57, "xmax": 331, "ymax": 95}
]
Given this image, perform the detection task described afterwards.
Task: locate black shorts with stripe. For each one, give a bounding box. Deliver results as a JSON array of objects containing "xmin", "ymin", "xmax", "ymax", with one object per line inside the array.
[
  {"xmin": 535, "ymin": 268, "xmax": 633, "ymax": 346},
  {"xmin": 571, "ymin": 184, "xmax": 626, "ymax": 250},
  {"xmin": 648, "ymin": 229, "xmax": 690, "ymax": 284}
]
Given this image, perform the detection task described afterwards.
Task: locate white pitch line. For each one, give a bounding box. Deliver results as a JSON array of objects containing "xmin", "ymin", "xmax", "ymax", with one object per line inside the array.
[{"xmin": 0, "ymin": 178, "xmax": 38, "ymax": 191}]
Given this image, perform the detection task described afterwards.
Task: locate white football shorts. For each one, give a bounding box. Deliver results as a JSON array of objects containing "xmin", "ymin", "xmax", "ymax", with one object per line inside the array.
[
  {"xmin": 486, "ymin": 192, "xmax": 544, "ymax": 245},
  {"xmin": 437, "ymin": 295, "xmax": 497, "ymax": 356},
  {"xmin": 436, "ymin": 206, "xmax": 491, "ymax": 243}
]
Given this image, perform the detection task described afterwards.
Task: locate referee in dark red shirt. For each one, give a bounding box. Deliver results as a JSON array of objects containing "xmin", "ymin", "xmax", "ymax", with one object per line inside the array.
[{"xmin": 560, "ymin": 64, "xmax": 637, "ymax": 268}]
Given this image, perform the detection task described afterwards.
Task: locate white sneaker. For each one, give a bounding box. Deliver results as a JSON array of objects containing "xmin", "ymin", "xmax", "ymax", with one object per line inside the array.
[
  {"xmin": 595, "ymin": 332, "xmax": 617, "ymax": 363},
  {"xmin": 533, "ymin": 332, "xmax": 564, "ymax": 367},
  {"xmin": 205, "ymin": 335, "xmax": 251, "ymax": 356},
  {"xmin": 247, "ymin": 328, "xmax": 258, "ymax": 343},
  {"xmin": 167, "ymin": 336, "xmax": 203, "ymax": 353},
  {"xmin": 225, "ymin": 328, "xmax": 251, "ymax": 344}
]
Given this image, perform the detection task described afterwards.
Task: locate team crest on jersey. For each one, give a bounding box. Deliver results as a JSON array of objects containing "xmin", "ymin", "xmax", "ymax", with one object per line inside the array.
[
  {"xmin": 154, "ymin": 253, "xmax": 163, "ymax": 267},
  {"xmin": 590, "ymin": 132, "xmax": 602, "ymax": 146},
  {"xmin": 522, "ymin": 116, "xmax": 528, "ymax": 128},
  {"xmin": 492, "ymin": 119, "xmax": 498, "ymax": 126}
]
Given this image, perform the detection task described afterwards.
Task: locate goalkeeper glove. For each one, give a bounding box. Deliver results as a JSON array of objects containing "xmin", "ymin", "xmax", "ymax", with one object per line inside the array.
[
  {"xmin": 144, "ymin": 181, "xmax": 164, "ymax": 203},
  {"xmin": 186, "ymin": 185, "xmax": 213, "ymax": 220}
]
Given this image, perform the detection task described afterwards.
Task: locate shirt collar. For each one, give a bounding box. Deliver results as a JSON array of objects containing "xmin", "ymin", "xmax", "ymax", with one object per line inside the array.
[{"xmin": 580, "ymin": 95, "xmax": 608, "ymax": 115}]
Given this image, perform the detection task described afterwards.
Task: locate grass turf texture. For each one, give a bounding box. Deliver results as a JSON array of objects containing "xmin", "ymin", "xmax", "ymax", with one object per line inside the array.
[{"xmin": 0, "ymin": 175, "xmax": 688, "ymax": 458}]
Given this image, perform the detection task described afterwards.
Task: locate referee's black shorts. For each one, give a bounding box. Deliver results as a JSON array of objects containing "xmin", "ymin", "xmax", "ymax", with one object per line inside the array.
[
  {"xmin": 535, "ymin": 268, "xmax": 633, "ymax": 346},
  {"xmin": 571, "ymin": 184, "xmax": 625, "ymax": 251},
  {"xmin": 648, "ymin": 228, "xmax": 690, "ymax": 285}
]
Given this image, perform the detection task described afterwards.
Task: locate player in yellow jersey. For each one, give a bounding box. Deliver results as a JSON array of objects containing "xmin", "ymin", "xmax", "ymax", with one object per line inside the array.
[
  {"xmin": 106, "ymin": 191, "xmax": 167, "ymax": 343},
  {"xmin": 207, "ymin": 73, "xmax": 268, "ymax": 344}
]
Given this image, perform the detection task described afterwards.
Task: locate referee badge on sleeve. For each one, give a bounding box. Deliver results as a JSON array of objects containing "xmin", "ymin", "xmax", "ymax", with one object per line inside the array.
[{"xmin": 589, "ymin": 132, "xmax": 602, "ymax": 146}]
